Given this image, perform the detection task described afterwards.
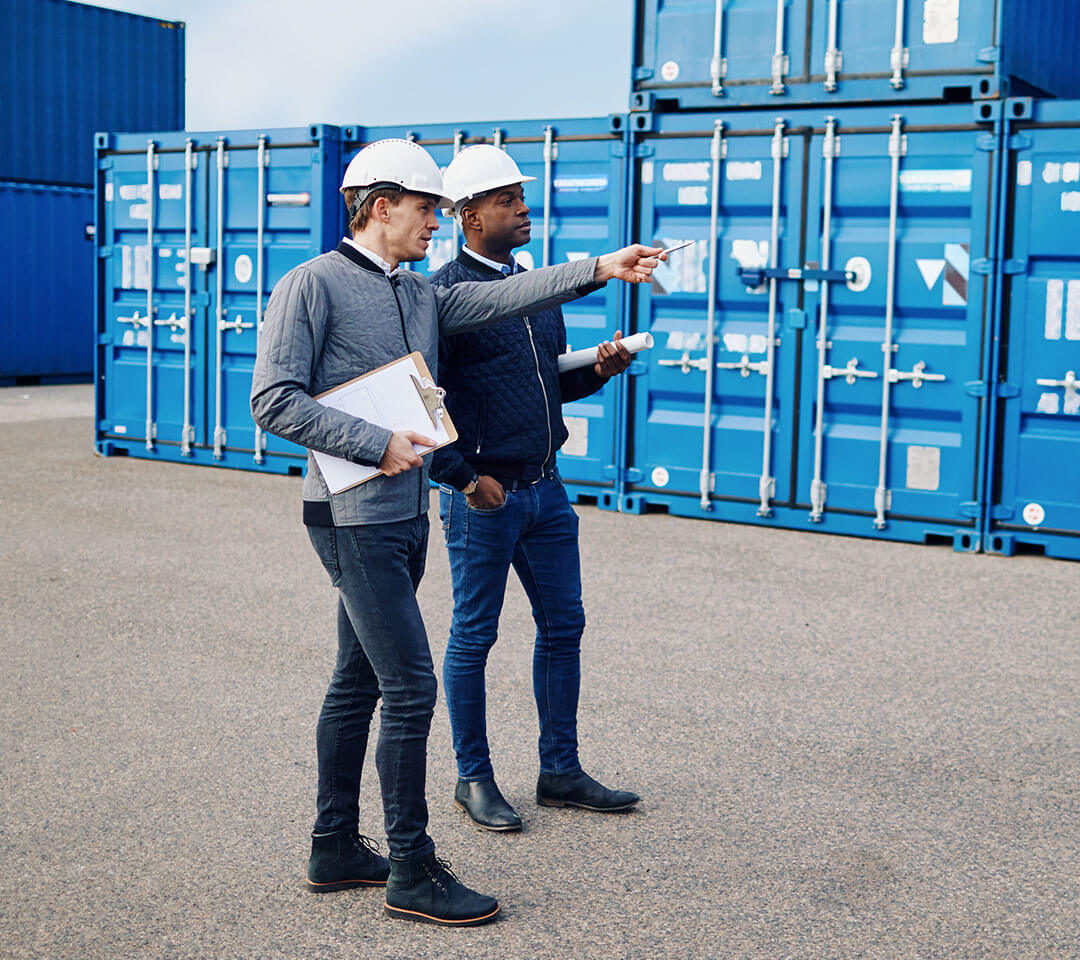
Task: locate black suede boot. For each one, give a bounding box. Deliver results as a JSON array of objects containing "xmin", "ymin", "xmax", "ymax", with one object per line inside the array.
[
  {"xmin": 306, "ymin": 832, "xmax": 390, "ymax": 892},
  {"xmin": 384, "ymin": 853, "xmax": 500, "ymax": 926}
]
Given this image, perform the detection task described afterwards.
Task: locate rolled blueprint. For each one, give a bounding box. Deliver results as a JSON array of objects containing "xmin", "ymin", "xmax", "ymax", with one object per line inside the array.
[{"xmin": 557, "ymin": 332, "xmax": 654, "ymax": 373}]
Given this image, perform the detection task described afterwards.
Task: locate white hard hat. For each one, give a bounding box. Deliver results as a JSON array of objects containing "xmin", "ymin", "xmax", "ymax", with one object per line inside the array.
[
  {"xmin": 441, "ymin": 144, "xmax": 535, "ymax": 216},
  {"xmin": 340, "ymin": 139, "xmax": 451, "ymax": 216}
]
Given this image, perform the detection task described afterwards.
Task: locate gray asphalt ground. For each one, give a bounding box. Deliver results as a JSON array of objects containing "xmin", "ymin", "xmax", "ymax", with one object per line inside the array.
[{"xmin": 1, "ymin": 385, "xmax": 1077, "ymax": 960}]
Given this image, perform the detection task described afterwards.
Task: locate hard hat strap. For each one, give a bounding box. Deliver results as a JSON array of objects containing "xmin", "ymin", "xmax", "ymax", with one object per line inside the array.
[{"xmin": 347, "ymin": 182, "xmax": 404, "ymax": 225}]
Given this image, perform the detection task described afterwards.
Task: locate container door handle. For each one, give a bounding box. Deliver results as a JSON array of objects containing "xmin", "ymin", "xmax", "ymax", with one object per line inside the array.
[
  {"xmin": 213, "ymin": 138, "xmax": 227, "ymax": 459},
  {"xmin": 253, "ymin": 134, "xmax": 268, "ymax": 464},
  {"xmin": 144, "ymin": 140, "xmax": 157, "ymax": 451},
  {"xmin": 699, "ymin": 121, "xmax": 725, "ymax": 508}
]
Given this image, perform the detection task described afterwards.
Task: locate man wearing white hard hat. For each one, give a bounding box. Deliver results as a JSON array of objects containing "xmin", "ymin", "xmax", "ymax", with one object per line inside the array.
[
  {"xmin": 430, "ymin": 144, "xmax": 639, "ymax": 833},
  {"xmin": 251, "ymin": 138, "xmax": 663, "ymax": 927}
]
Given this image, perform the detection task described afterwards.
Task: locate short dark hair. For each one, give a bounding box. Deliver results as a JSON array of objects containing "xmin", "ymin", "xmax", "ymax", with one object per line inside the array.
[{"xmin": 343, "ymin": 186, "xmax": 403, "ymax": 234}]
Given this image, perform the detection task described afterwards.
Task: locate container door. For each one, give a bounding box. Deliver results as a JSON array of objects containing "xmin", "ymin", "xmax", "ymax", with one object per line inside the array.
[
  {"xmin": 990, "ymin": 117, "xmax": 1080, "ymax": 557},
  {"xmin": 819, "ymin": 0, "xmax": 992, "ymax": 94},
  {"xmin": 98, "ymin": 141, "xmax": 208, "ymax": 455},
  {"xmin": 796, "ymin": 110, "xmax": 994, "ymax": 541},
  {"xmin": 626, "ymin": 118, "xmax": 804, "ymax": 518},
  {"xmin": 208, "ymin": 134, "xmax": 335, "ymax": 470},
  {"xmin": 638, "ymin": 0, "xmax": 809, "ymax": 96}
]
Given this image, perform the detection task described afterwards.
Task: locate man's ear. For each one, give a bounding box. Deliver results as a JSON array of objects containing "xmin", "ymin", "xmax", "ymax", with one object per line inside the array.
[
  {"xmin": 461, "ymin": 204, "xmax": 482, "ymax": 233},
  {"xmin": 372, "ymin": 195, "xmax": 391, "ymax": 223}
]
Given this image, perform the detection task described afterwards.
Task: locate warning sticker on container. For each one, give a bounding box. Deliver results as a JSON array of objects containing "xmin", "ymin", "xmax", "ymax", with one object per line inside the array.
[
  {"xmin": 677, "ymin": 186, "xmax": 708, "ymax": 205},
  {"xmin": 923, "ymin": 0, "xmax": 959, "ymax": 44},
  {"xmin": 943, "ymin": 243, "xmax": 969, "ymax": 306},
  {"xmin": 159, "ymin": 183, "xmax": 182, "ymax": 201},
  {"xmin": 1022, "ymin": 502, "xmax": 1046, "ymax": 526},
  {"xmin": 1046, "ymin": 279, "xmax": 1064, "ymax": 340},
  {"xmin": 1060, "ymin": 191, "xmax": 1080, "ymax": 212},
  {"xmin": 553, "ymin": 176, "xmax": 608, "ymax": 192},
  {"xmin": 1017, "ymin": 161, "xmax": 1032, "ymax": 186},
  {"xmin": 1043, "ymin": 162, "xmax": 1080, "ymax": 184},
  {"xmin": 130, "ymin": 203, "xmax": 150, "ymax": 221},
  {"xmin": 663, "ymin": 162, "xmax": 710, "ymax": 182},
  {"xmin": 726, "ymin": 161, "xmax": 763, "ymax": 182},
  {"xmin": 641, "ymin": 161, "xmax": 654, "ymax": 185},
  {"xmin": 905, "ymin": 445, "xmax": 941, "ymax": 491},
  {"xmin": 562, "ymin": 416, "xmax": 588, "ymax": 458},
  {"xmin": 119, "ymin": 184, "xmax": 150, "ymax": 201},
  {"xmin": 661, "ymin": 60, "xmax": 680, "ymax": 83},
  {"xmin": 899, "ymin": 169, "xmax": 971, "ymax": 192},
  {"xmin": 651, "ymin": 466, "xmax": 670, "ymax": 487}
]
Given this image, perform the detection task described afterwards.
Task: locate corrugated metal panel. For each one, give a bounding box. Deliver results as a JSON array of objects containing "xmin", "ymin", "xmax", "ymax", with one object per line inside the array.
[
  {"xmin": 94, "ymin": 126, "xmax": 341, "ymax": 474},
  {"xmin": 631, "ymin": 0, "xmax": 1080, "ymax": 111},
  {"xmin": 984, "ymin": 98, "xmax": 1080, "ymax": 561},
  {"xmin": 0, "ymin": 181, "xmax": 95, "ymax": 381},
  {"xmin": 344, "ymin": 117, "xmax": 631, "ymax": 506},
  {"xmin": 2, "ymin": 0, "xmax": 184, "ymax": 187},
  {"xmin": 623, "ymin": 102, "xmax": 1000, "ymax": 550}
]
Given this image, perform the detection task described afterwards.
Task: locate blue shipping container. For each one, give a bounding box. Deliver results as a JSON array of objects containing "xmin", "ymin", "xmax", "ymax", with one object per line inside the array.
[
  {"xmin": 631, "ymin": 0, "xmax": 1080, "ymax": 111},
  {"xmin": 94, "ymin": 125, "xmax": 342, "ymax": 474},
  {"xmin": 2, "ymin": 0, "xmax": 185, "ymax": 187},
  {"xmin": 983, "ymin": 98, "xmax": 1080, "ymax": 561},
  {"xmin": 0, "ymin": 181, "xmax": 95, "ymax": 382},
  {"xmin": 623, "ymin": 101, "xmax": 1003, "ymax": 550},
  {"xmin": 344, "ymin": 117, "xmax": 631, "ymax": 506}
]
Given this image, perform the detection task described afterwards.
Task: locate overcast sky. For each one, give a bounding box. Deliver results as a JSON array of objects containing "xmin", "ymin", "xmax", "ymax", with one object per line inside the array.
[{"xmin": 78, "ymin": 0, "xmax": 633, "ymax": 131}]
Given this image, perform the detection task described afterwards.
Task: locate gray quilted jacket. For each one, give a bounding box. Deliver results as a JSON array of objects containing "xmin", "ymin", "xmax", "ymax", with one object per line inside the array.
[{"xmin": 250, "ymin": 242, "xmax": 602, "ymax": 525}]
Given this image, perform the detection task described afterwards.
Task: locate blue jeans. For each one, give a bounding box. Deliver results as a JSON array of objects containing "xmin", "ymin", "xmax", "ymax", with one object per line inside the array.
[
  {"xmin": 307, "ymin": 516, "xmax": 436, "ymax": 861},
  {"xmin": 439, "ymin": 477, "xmax": 585, "ymax": 782}
]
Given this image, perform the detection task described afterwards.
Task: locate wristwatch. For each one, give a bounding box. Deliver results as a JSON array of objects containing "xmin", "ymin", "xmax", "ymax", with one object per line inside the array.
[{"xmin": 462, "ymin": 474, "xmax": 479, "ymax": 496}]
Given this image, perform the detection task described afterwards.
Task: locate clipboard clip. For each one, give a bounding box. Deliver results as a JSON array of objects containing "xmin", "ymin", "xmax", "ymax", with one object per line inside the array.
[{"xmin": 411, "ymin": 374, "xmax": 447, "ymax": 429}]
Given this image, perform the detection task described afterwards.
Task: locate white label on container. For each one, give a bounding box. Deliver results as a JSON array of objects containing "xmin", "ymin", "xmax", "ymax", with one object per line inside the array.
[
  {"xmin": 1017, "ymin": 161, "xmax": 1032, "ymax": 186},
  {"xmin": 1067, "ymin": 280, "xmax": 1080, "ymax": 339},
  {"xmin": 923, "ymin": 0, "xmax": 959, "ymax": 44},
  {"xmin": 726, "ymin": 161, "xmax": 763, "ymax": 182},
  {"xmin": 661, "ymin": 60, "xmax": 680, "ymax": 82},
  {"xmin": 136, "ymin": 330, "xmax": 149, "ymax": 347},
  {"xmin": 553, "ymin": 176, "xmax": 607, "ymax": 192},
  {"xmin": 113, "ymin": 424, "xmax": 127, "ymax": 435},
  {"xmin": 917, "ymin": 258, "xmax": 945, "ymax": 291},
  {"xmin": 562, "ymin": 416, "xmax": 588, "ymax": 458},
  {"xmin": 906, "ymin": 445, "xmax": 940, "ymax": 491},
  {"xmin": 1043, "ymin": 162, "xmax": 1062, "ymax": 184},
  {"xmin": 899, "ymin": 169, "xmax": 971, "ymax": 192},
  {"xmin": 1037, "ymin": 392, "xmax": 1060, "ymax": 415},
  {"xmin": 1045, "ymin": 279, "xmax": 1064, "ymax": 340},
  {"xmin": 1065, "ymin": 163, "xmax": 1080, "ymax": 184},
  {"xmin": 267, "ymin": 192, "xmax": 311, "ymax": 206},
  {"xmin": 566, "ymin": 251, "xmax": 590, "ymax": 262},
  {"xmin": 121, "ymin": 245, "xmax": 133, "ymax": 288},
  {"xmin": 1061, "ymin": 191, "xmax": 1080, "ymax": 212},
  {"xmin": 122, "ymin": 330, "xmax": 135, "ymax": 346},
  {"xmin": 516, "ymin": 250, "xmax": 535, "ymax": 271},
  {"xmin": 723, "ymin": 333, "xmax": 748, "ymax": 353},
  {"xmin": 159, "ymin": 183, "xmax": 182, "ymax": 200},
  {"xmin": 666, "ymin": 331, "xmax": 703, "ymax": 351},
  {"xmin": 1066, "ymin": 389, "xmax": 1080, "ymax": 415},
  {"xmin": 119, "ymin": 183, "xmax": 150, "ymax": 201},
  {"xmin": 677, "ymin": 186, "xmax": 709, "ymax": 205},
  {"xmin": 170, "ymin": 333, "xmax": 186, "ymax": 344},
  {"xmin": 748, "ymin": 334, "xmax": 768, "ymax": 354},
  {"xmin": 641, "ymin": 160, "xmax": 654, "ymax": 185},
  {"xmin": 651, "ymin": 466, "xmax": 670, "ymax": 487},
  {"xmin": 105, "ymin": 182, "xmax": 114, "ymax": 202},
  {"xmin": 234, "ymin": 254, "xmax": 253, "ymax": 284},
  {"xmin": 663, "ymin": 162, "xmax": 710, "ymax": 182},
  {"xmin": 130, "ymin": 203, "xmax": 149, "ymax": 221},
  {"xmin": 1022, "ymin": 502, "xmax": 1046, "ymax": 527},
  {"xmin": 158, "ymin": 248, "xmax": 172, "ymax": 258}
]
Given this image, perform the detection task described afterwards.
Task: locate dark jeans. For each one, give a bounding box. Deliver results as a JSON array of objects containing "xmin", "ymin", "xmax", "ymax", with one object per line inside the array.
[
  {"xmin": 307, "ymin": 516, "xmax": 436, "ymax": 861},
  {"xmin": 439, "ymin": 477, "xmax": 585, "ymax": 782}
]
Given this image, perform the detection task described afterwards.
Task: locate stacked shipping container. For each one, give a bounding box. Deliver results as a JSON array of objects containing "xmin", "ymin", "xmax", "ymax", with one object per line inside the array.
[
  {"xmin": 1, "ymin": 0, "xmax": 184, "ymax": 383},
  {"xmin": 89, "ymin": 2, "xmax": 1080, "ymax": 560}
]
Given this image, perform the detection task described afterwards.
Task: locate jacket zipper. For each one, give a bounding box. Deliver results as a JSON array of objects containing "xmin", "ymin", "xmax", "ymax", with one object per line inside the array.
[
  {"xmin": 475, "ymin": 397, "xmax": 485, "ymax": 455},
  {"xmin": 523, "ymin": 315, "xmax": 553, "ymax": 471}
]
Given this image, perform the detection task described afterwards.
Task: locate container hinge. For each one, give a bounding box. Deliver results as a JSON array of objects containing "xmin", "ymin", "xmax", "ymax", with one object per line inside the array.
[
  {"xmin": 611, "ymin": 141, "xmax": 627, "ymax": 158},
  {"xmin": 971, "ymin": 258, "xmax": 994, "ymax": 275},
  {"xmin": 992, "ymin": 504, "xmax": 1015, "ymax": 520},
  {"xmin": 995, "ymin": 382, "xmax": 1020, "ymax": 398},
  {"xmin": 98, "ymin": 246, "xmax": 113, "ymax": 259},
  {"xmin": 1008, "ymin": 133, "xmax": 1033, "ymax": 151},
  {"xmin": 964, "ymin": 380, "xmax": 987, "ymax": 397},
  {"xmin": 602, "ymin": 464, "xmax": 619, "ymax": 479},
  {"xmin": 959, "ymin": 501, "xmax": 981, "ymax": 519},
  {"xmin": 625, "ymin": 467, "xmax": 645, "ymax": 483},
  {"xmin": 98, "ymin": 157, "xmax": 114, "ymax": 171},
  {"xmin": 977, "ymin": 46, "xmax": 1001, "ymax": 63},
  {"xmin": 634, "ymin": 67, "xmax": 655, "ymax": 81},
  {"xmin": 1003, "ymin": 258, "xmax": 1027, "ymax": 274},
  {"xmin": 635, "ymin": 143, "xmax": 655, "ymax": 159},
  {"xmin": 976, "ymin": 133, "xmax": 997, "ymax": 152}
]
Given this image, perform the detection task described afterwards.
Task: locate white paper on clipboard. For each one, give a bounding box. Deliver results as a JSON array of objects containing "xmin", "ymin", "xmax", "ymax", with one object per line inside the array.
[{"xmin": 311, "ymin": 352, "xmax": 457, "ymax": 494}]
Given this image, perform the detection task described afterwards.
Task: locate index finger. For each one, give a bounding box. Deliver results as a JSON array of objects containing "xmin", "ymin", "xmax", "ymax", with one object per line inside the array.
[{"xmin": 405, "ymin": 431, "xmax": 436, "ymax": 447}]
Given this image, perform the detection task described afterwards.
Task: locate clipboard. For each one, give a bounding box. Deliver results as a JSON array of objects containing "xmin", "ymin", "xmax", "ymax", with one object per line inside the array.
[{"xmin": 311, "ymin": 351, "xmax": 457, "ymax": 494}]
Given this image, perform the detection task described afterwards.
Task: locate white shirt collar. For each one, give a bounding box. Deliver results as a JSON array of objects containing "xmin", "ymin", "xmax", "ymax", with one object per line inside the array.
[
  {"xmin": 343, "ymin": 237, "xmax": 397, "ymax": 276},
  {"xmin": 462, "ymin": 245, "xmax": 519, "ymax": 276}
]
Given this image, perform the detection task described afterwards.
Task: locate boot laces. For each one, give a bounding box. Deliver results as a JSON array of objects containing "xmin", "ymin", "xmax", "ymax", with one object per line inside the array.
[
  {"xmin": 354, "ymin": 834, "xmax": 382, "ymax": 859},
  {"xmin": 424, "ymin": 856, "xmax": 459, "ymax": 894}
]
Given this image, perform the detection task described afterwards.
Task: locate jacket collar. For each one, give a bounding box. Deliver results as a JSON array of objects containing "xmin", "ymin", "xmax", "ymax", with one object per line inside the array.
[
  {"xmin": 454, "ymin": 248, "xmax": 530, "ymax": 279},
  {"xmin": 336, "ymin": 240, "xmax": 387, "ymax": 275}
]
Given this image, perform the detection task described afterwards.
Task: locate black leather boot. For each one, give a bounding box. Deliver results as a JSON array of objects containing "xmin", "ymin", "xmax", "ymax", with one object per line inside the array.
[
  {"xmin": 306, "ymin": 832, "xmax": 390, "ymax": 891},
  {"xmin": 454, "ymin": 779, "xmax": 523, "ymax": 831},
  {"xmin": 536, "ymin": 770, "xmax": 640, "ymax": 812},
  {"xmin": 384, "ymin": 853, "xmax": 500, "ymax": 926}
]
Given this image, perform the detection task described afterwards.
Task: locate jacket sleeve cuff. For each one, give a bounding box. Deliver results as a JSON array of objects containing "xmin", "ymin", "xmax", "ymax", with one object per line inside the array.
[{"xmin": 446, "ymin": 461, "xmax": 478, "ymax": 491}]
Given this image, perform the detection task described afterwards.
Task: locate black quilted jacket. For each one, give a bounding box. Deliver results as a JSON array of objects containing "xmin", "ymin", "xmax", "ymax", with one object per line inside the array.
[{"xmin": 429, "ymin": 251, "xmax": 607, "ymax": 491}]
